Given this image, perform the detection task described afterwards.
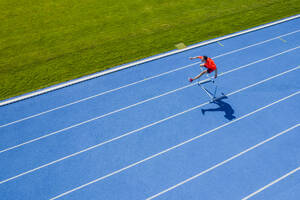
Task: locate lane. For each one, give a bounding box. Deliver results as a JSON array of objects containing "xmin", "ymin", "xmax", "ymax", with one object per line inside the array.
[
  {"xmin": 1, "ymin": 17, "xmax": 300, "ymax": 125},
  {"xmin": 242, "ymin": 166, "xmax": 300, "ymax": 200},
  {"xmin": 149, "ymin": 124, "xmax": 300, "ymax": 200},
  {"xmin": 256, "ymin": 175, "xmax": 300, "ymax": 200},
  {"xmin": 0, "ymin": 68, "xmax": 299, "ymax": 199},
  {"xmin": 1, "ymin": 38, "xmax": 300, "ymax": 153}
]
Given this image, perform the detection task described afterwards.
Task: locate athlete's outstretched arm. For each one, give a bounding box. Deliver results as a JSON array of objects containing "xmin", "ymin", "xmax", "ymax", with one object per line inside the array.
[{"xmin": 189, "ymin": 56, "xmax": 203, "ymax": 60}]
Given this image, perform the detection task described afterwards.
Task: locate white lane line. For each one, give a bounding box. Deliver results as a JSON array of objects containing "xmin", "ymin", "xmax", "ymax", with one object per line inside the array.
[
  {"xmin": 242, "ymin": 166, "xmax": 300, "ymax": 200},
  {"xmin": 1, "ymin": 47, "xmax": 300, "ymax": 154},
  {"xmin": 147, "ymin": 124, "xmax": 300, "ymax": 200},
  {"xmin": 1, "ymin": 29, "xmax": 300, "ymax": 128},
  {"xmin": 51, "ymin": 95, "xmax": 300, "ymax": 200},
  {"xmin": 1, "ymin": 66, "xmax": 299, "ymax": 187}
]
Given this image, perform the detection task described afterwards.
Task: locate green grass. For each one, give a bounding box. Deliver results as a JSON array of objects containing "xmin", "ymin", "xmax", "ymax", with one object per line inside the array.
[{"xmin": 1, "ymin": 0, "xmax": 300, "ymax": 100}]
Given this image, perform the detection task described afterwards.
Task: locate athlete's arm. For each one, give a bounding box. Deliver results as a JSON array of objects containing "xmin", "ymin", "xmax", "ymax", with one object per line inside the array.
[{"xmin": 189, "ymin": 56, "xmax": 203, "ymax": 60}]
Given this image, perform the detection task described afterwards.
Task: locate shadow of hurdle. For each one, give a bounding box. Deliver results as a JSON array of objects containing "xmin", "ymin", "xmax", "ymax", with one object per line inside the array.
[{"xmin": 201, "ymin": 96, "xmax": 236, "ymax": 121}]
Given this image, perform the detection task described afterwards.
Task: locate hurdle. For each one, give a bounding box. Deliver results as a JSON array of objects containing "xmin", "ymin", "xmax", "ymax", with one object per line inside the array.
[{"xmin": 197, "ymin": 68, "xmax": 226, "ymax": 103}]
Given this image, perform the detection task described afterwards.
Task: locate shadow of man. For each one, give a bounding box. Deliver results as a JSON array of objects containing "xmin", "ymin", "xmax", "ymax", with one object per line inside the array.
[{"xmin": 201, "ymin": 97, "xmax": 236, "ymax": 120}]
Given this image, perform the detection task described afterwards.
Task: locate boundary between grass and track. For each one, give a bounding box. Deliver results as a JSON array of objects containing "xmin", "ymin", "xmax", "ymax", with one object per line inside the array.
[
  {"xmin": 0, "ymin": 14, "xmax": 299, "ymax": 107},
  {"xmin": 1, "ymin": 35, "xmax": 300, "ymax": 128}
]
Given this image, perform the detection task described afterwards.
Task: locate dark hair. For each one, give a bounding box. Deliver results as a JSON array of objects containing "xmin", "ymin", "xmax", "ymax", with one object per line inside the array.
[{"xmin": 203, "ymin": 56, "xmax": 208, "ymax": 61}]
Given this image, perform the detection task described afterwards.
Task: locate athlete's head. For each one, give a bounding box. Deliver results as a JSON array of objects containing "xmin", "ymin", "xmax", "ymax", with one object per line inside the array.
[{"xmin": 201, "ymin": 56, "xmax": 208, "ymax": 62}]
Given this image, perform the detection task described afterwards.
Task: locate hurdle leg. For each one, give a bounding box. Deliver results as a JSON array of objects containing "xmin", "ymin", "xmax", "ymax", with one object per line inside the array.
[{"xmin": 201, "ymin": 85, "xmax": 214, "ymax": 99}]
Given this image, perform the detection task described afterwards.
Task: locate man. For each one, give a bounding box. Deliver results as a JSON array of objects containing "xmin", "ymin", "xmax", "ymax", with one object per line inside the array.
[{"xmin": 189, "ymin": 56, "xmax": 217, "ymax": 82}]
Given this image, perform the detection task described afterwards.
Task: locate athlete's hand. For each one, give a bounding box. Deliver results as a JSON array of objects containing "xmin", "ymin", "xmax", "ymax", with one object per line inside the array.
[
  {"xmin": 214, "ymin": 74, "xmax": 217, "ymax": 78},
  {"xmin": 189, "ymin": 57, "xmax": 195, "ymax": 60},
  {"xmin": 189, "ymin": 78, "xmax": 193, "ymax": 82}
]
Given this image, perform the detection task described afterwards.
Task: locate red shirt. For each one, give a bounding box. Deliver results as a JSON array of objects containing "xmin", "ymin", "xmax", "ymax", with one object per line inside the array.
[{"xmin": 198, "ymin": 56, "xmax": 217, "ymax": 70}]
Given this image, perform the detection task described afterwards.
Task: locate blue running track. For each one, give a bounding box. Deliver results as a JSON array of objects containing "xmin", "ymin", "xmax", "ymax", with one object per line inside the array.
[{"xmin": 0, "ymin": 17, "xmax": 300, "ymax": 200}]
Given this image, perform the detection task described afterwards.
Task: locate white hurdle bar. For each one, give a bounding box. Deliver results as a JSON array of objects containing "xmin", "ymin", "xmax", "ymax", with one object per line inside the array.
[{"xmin": 197, "ymin": 74, "xmax": 226, "ymax": 103}]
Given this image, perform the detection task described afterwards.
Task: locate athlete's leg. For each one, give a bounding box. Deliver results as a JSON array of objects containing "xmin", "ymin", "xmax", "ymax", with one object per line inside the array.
[{"xmin": 190, "ymin": 70, "xmax": 207, "ymax": 82}]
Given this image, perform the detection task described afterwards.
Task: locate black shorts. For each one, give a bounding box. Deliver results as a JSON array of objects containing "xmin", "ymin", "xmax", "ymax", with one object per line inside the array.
[{"xmin": 207, "ymin": 68, "xmax": 215, "ymax": 73}]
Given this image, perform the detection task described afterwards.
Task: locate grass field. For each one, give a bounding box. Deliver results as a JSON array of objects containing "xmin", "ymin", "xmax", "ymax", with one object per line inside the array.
[{"xmin": 1, "ymin": 0, "xmax": 300, "ymax": 101}]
